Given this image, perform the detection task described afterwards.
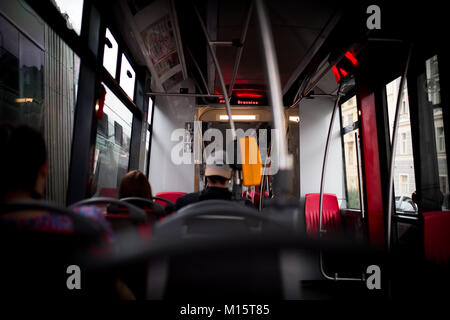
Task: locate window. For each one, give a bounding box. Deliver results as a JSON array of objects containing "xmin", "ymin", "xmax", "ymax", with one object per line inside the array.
[
  {"xmin": 399, "ymin": 174, "xmax": 409, "ymax": 195},
  {"xmin": 340, "ymin": 95, "xmax": 362, "ymax": 210},
  {"xmin": 347, "ymin": 142, "xmax": 354, "ymax": 165},
  {"xmin": 401, "ymin": 132, "xmax": 407, "ymax": 154},
  {"xmin": 386, "ymin": 77, "xmax": 416, "ymax": 212},
  {"xmin": 92, "ymin": 84, "xmax": 133, "ymax": 195},
  {"xmin": 119, "ymin": 53, "xmax": 136, "ymax": 100},
  {"xmin": 0, "ymin": 13, "xmax": 79, "ymax": 205},
  {"xmin": 346, "ymin": 114, "xmax": 353, "ymax": 127},
  {"xmin": 437, "ymin": 126, "xmax": 445, "ymax": 152},
  {"xmin": 425, "ymin": 55, "xmax": 448, "ymax": 208},
  {"xmin": 144, "ymin": 127, "xmax": 151, "ymax": 176},
  {"xmin": 401, "ymin": 100, "xmax": 407, "ymax": 114},
  {"xmin": 53, "ymin": 0, "xmax": 84, "ymax": 35},
  {"xmin": 440, "ymin": 175, "xmax": 448, "ymax": 195},
  {"xmin": 144, "ymin": 97, "xmax": 154, "ymax": 176},
  {"xmin": 147, "ymin": 97, "xmax": 154, "ymax": 127},
  {"xmin": 426, "ymin": 55, "xmax": 440, "ymax": 105},
  {"xmin": 103, "ymin": 28, "xmax": 118, "ymax": 78}
]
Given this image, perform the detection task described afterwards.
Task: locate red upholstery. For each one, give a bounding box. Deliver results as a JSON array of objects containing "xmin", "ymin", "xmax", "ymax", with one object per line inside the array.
[
  {"xmin": 155, "ymin": 192, "xmax": 187, "ymax": 207},
  {"xmin": 304, "ymin": 193, "xmax": 342, "ymax": 237},
  {"xmin": 423, "ymin": 211, "xmax": 450, "ymax": 265},
  {"xmin": 99, "ymin": 188, "xmax": 117, "ymax": 198}
]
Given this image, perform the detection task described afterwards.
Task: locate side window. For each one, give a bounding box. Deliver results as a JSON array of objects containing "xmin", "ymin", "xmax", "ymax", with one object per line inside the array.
[
  {"xmin": 144, "ymin": 97, "xmax": 154, "ymax": 177},
  {"xmin": 119, "ymin": 53, "xmax": 136, "ymax": 100},
  {"xmin": 92, "ymin": 84, "xmax": 133, "ymax": 196},
  {"xmin": 340, "ymin": 95, "xmax": 362, "ymax": 209},
  {"xmin": 52, "ymin": 0, "xmax": 84, "ymax": 36},
  {"xmin": 0, "ymin": 13, "xmax": 79, "ymax": 205},
  {"xmin": 102, "ymin": 29, "xmax": 136, "ymax": 101},
  {"xmin": 386, "ymin": 77, "xmax": 417, "ymax": 213},
  {"xmin": 103, "ymin": 28, "xmax": 118, "ymax": 78},
  {"xmin": 424, "ymin": 55, "xmax": 448, "ymax": 209}
]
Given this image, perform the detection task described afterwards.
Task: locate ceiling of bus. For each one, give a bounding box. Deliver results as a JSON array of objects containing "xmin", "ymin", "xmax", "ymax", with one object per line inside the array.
[{"xmin": 112, "ymin": 0, "xmax": 340, "ymax": 101}]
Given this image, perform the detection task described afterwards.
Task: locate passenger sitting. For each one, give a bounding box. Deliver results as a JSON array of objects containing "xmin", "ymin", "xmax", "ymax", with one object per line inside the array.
[
  {"xmin": 176, "ymin": 150, "xmax": 233, "ymax": 210},
  {"xmin": 118, "ymin": 170, "xmax": 153, "ymax": 201},
  {"xmin": 0, "ymin": 124, "xmax": 135, "ymax": 299},
  {"xmin": 117, "ymin": 169, "xmax": 159, "ymax": 222},
  {"xmin": 0, "ymin": 124, "xmax": 113, "ymax": 238}
]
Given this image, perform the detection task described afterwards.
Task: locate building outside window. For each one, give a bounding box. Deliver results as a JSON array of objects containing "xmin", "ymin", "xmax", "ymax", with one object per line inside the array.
[
  {"xmin": 401, "ymin": 132, "xmax": 407, "ymax": 154},
  {"xmin": 340, "ymin": 95, "xmax": 361, "ymax": 209},
  {"xmin": 437, "ymin": 126, "xmax": 445, "ymax": 153},
  {"xmin": 386, "ymin": 77, "xmax": 416, "ymax": 211},
  {"xmin": 426, "ymin": 56, "xmax": 448, "ymax": 208},
  {"xmin": 399, "ymin": 174, "xmax": 409, "ymax": 196}
]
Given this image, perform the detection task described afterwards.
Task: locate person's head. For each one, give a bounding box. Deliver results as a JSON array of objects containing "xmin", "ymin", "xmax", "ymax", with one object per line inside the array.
[
  {"xmin": 204, "ymin": 150, "xmax": 232, "ymax": 188},
  {"xmin": 118, "ymin": 170, "xmax": 152, "ymax": 199},
  {"xmin": 0, "ymin": 124, "xmax": 48, "ymax": 202}
]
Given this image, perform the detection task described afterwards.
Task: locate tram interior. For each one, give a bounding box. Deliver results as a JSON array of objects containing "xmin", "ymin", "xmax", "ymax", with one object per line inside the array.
[{"xmin": 0, "ymin": 0, "xmax": 449, "ymax": 300}]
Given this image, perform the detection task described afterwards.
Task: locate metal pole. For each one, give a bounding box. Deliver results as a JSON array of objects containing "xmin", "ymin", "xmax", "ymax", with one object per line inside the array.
[
  {"xmin": 387, "ymin": 45, "xmax": 413, "ymax": 252},
  {"xmin": 228, "ymin": 3, "xmax": 253, "ymax": 97},
  {"xmin": 289, "ymin": 48, "xmax": 351, "ymax": 109},
  {"xmin": 194, "ymin": 5, "xmax": 237, "ymax": 140},
  {"xmin": 355, "ymin": 131, "xmax": 365, "ymax": 219},
  {"xmin": 146, "ymin": 92, "xmax": 222, "ymax": 98},
  {"xmin": 317, "ymin": 82, "xmax": 364, "ymax": 282},
  {"xmin": 254, "ymin": 0, "xmax": 291, "ymax": 170},
  {"xmin": 319, "ymin": 82, "xmax": 343, "ymax": 234},
  {"xmin": 210, "ymin": 41, "xmax": 234, "ymax": 46},
  {"xmin": 187, "ymin": 48, "xmax": 211, "ymax": 95}
]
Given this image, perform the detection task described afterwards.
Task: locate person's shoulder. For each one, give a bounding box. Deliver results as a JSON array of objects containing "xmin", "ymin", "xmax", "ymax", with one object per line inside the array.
[{"xmin": 175, "ymin": 192, "xmax": 201, "ymax": 210}]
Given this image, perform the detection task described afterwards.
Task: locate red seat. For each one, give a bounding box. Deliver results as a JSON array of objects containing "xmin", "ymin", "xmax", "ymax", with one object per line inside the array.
[
  {"xmin": 423, "ymin": 211, "xmax": 450, "ymax": 265},
  {"xmin": 155, "ymin": 192, "xmax": 187, "ymax": 207},
  {"xmin": 304, "ymin": 193, "xmax": 342, "ymax": 237}
]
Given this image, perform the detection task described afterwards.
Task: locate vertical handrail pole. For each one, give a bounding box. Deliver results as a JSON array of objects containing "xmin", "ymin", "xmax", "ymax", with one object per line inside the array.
[
  {"xmin": 194, "ymin": 5, "xmax": 236, "ymax": 139},
  {"xmin": 387, "ymin": 45, "xmax": 413, "ymax": 252},
  {"xmin": 319, "ymin": 83, "xmax": 343, "ymax": 234},
  {"xmin": 355, "ymin": 131, "xmax": 365, "ymax": 219},
  {"xmin": 317, "ymin": 84, "xmax": 364, "ymax": 282},
  {"xmin": 317, "ymin": 83, "xmax": 364, "ymax": 282},
  {"xmin": 254, "ymin": 0, "xmax": 291, "ymax": 171}
]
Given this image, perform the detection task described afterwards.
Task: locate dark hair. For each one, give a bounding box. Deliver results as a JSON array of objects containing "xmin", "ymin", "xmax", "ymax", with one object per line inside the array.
[
  {"xmin": 0, "ymin": 124, "xmax": 47, "ymax": 201},
  {"xmin": 206, "ymin": 175, "xmax": 229, "ymax": 185},
  {"xmin": 118, "ymin": 170, "xmax": 153, "ymax": 199}
]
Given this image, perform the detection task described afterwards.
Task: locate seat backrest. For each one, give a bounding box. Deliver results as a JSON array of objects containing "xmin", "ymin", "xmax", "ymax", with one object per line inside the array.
[
  {"xmin": 423, "ymin": 211, "xmax": 450, "ymax": 265},
  {"xmin": 99, "ymin": 188, "xmax": 117, "ymax": 198},
  {"xmin": 153, "ymin": 200, "xmax": 284, "ymax": 239},
  {"xmin": 155, "ymin": 192, "xmax": 187, "ymax": 206},
  {"xmin": 0, "ymin": 201, "xmax": 109, "ymax": 298},
  {"xmin": 304, "ymin": 193, "xmax": 342, "ymax": 237}
]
